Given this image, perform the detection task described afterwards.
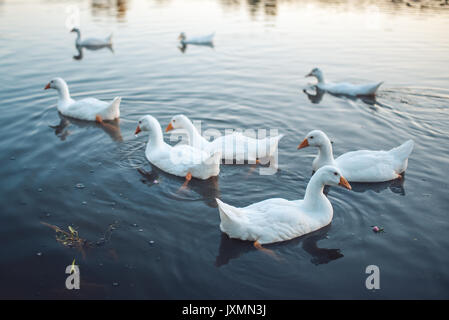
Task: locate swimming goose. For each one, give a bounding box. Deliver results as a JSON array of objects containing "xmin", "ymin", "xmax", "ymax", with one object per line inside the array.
[
  {"xmin": 135, "ymin": 115, "xmax": 221, "ymax": 184},
  {"xmin": 216, "ymin": 165, "xmax": 351, "ymax": 247},
  {"xmin": 71, "ymin": 27, "xmax": 112, "ymax": 48},
  {"xmin": 178, "ymin": 32, "xmax": 214, "ymax": 45},
  {"xmin": 44, "ymin": 78, "xmax": 120, "ymax": 122},
  {"xmin": 297, "ymin": 130, "xmax": 414, "ymax": 182},
  {"xmin": 165, "ymin": 114, "xmax": 284, "ymax": 163},
  {"xmin": 306, "ymin": 68, "xmax": 383, "ymax": 96}
]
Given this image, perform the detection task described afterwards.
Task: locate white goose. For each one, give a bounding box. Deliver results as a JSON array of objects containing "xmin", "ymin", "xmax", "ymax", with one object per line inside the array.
[
  {"xmin": 71, "ymin": 27, "xmax": 112, "ymax": 48},
  {"xmin": 165, "ymin": 115, "xmax": 284, "ymax": 163},
  {"xmin": 135, "ymin": 115, "xmax": 221, "ymax": 183},
  {"xmin": 306, "ymin": 68, "xmax": 383, "ymax": 96},
  {"xmin": 44, "ymin": 78, "xmax": 121, "ymax": 122},
  {"xmin": 216, "ymin": 165, "xmax": 351, "ymax": 248},
  {"xmin": 178, "ymin": 32, "xmax": 214, "ymax": 45},
  {"xmin": 298, "ymin": 130, "xmax": 414, "ymax": 183}
]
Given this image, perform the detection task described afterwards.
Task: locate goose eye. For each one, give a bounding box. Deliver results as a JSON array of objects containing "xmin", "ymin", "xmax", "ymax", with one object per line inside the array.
[
  {"xmin": 310, "ymin": 136, "xmax": 314, "ymax": 139},
  {"xmin": 334, "ymin": 172, "xmax": 338, "ymax": 176},
  {"xmin": 138, "ymin": 121, "xmax": 141, "ymax": 124},
  {"xmin": 173, "ymin": 120, "xmax": 176, "ymax": 123}
]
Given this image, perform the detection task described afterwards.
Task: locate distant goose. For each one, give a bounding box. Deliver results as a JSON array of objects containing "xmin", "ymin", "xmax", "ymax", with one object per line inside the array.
[
  {"xmin": 71, "ymin": 27, "xmax": 113, "ymax": 48},
  {"xmin": 178, "ymin": 32, "xmax": 215, "ymax": 45},
  {"xmin": 44, "ymin": 78, "xmax": 121, "ymax": 122},
  {"xmin": 306, "ymin": 68, "xmax": 383, "ymax": 96},
  {"xmin": 297, "ymin": 130, "xmax": 414, "ymax": 183},
  {"xmin": 216, "ymin": 165, "xmax": 351, "ymax": 247},
  {"xmin": 166, "ymin": 114, "xmax": 284, "ymax": 163}
]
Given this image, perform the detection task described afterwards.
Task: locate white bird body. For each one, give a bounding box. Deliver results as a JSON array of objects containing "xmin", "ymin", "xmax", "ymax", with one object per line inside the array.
[
  {"xmin": 166, "ymin": 115, "xmax": 284, "ymax": 162},
  {"xmin": 317, "ymin": 81, "xmax": 383, "ymax": 96},
  {"xmin": 45, "ymin": 78, "xmax": 120, "ymax": 121},
  {"xmin": 71, "ymin": 28, "xmax": 112, "ymax": 48},
  {"xmin": 299, "ymin": 130, "xmax": 414, "ymax": 183},
  {"xmin": 136, "ymin": 115, "xmax": 221, "ymax": 180},
  {"xmin": 306, "ymin": 68, "xmax": 383, "ymax": 96},
  {"xmin": 179, "ymin": 32, "xmax": 214, "ymax": 45},
  {"xmin": 216, "ymin": 166, "xmax": 351, "ymax": 244}
]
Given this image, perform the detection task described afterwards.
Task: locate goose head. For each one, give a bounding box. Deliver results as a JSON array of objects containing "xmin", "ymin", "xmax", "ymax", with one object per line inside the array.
[
  {"xmin": 298, "ymin": 130, "xmax": 330, "ymax": 149},
  {"xmin": 70, "ymin": 27, "xmax": 80, "ymax": 34},
  {"xmin": 134, "ymin": 115, "xmax": 162, "ymax": 136},
  {"xmin": 178, "ymin": 32, "xmax": 186, "ymax": 41},
  {"xmin": 165, "ymin": 114, "xmax": 190, "ymax": 132},
  {"xmin": 316, "ymin": 165, "xmax": 351, "ymax": 190},
  {"xmin": 44, "ymin": 77, "xmax": 67, "ymax": 91},
  {"xmin": 305, "ymin": 68, "xmax": 324, "ymax": 83}
]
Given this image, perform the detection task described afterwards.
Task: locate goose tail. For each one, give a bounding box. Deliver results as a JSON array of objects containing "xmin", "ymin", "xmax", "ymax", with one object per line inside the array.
[
  {"xmin": 389, "ymin": 139, "xmax": 414, "ymax": 172},
  {"xmin": 390, "ymin": 139, "xmax": 414, "ymax": 160},
  {"xmin": 203, "ymin": 151, "xmax": 222, "ymax": 176},
  {"xmin": 267, "ymin": 134, "xmax": 284, "ymax": 156},
  {"xmin": 370, "ymin": 81, "xmax": 383, "ymax": 95},
  {"xmin": 216, "ymin": 198, "xmax": 244, "ymax": 229},
  {"xmin": 106, "ymin": 33, "xmax": 113, "ymax": 44},
  {"xmin": 108, "ymin": 96, "xmax": 121, "ymax": 119}
]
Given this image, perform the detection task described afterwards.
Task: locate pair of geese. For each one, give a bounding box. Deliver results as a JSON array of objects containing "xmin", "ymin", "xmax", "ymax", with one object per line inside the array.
[
  {"xmin": 44, "ymin": 74, "xmax": 412, "ymax": 252},
  {"xmin": 70, "ymin": 28, "xmax": 214, "ymax": 48}
]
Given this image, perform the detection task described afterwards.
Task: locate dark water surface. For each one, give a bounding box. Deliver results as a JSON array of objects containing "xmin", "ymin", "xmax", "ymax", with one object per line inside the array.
[{"xmin": 1, "ymin": 0, "xmax": 449, "ymax": 299}]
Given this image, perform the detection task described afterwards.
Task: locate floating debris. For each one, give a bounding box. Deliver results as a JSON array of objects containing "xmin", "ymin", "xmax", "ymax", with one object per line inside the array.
[
  {"xmin": 82, "ymin": 201, "xmax": 87, "ymax": 205},
  {"xmin": 42, "ymin": 221, "xmax": 118, "ymax": 258},
  {"xmin": 153, "ymin": 179, "xmax": 159, "ymax": 184},
  {"xmin": 38, "ymin": 188, "xmax": 43, "ymax": 192},
  {"xmin": 112, "ymin": 282, "xmax": 119, "ymax": 287},
  {"xmin": 41, "ymin": 221, "xmax": 88, "ymax": 255},
  {"xmin": 148, "ymin": 240, "xmax": 155, "ymax": 245},
  {"xmin": 372, "ymin": 226, "xmax": 385, "ymax": 233},
  {"xmin": 75, "ymin": 183, "xmax": 85, "ymax": 189},
  {"xmin": 36, "ymin": 252, "xmax": 42, "ymax": 256}
]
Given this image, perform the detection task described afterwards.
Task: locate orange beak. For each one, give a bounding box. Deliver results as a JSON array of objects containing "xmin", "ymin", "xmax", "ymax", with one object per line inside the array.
[
  {"xmin": 297, "ymin": 138, "xmax": 309, "ymax": 149},
  {"xmin": 135, "ymin": 125, "xmax": 141, "ymax": 135},
  {"xmin": 338, "ymin": 176, "xmax": 352, "ymax": 190},
  {"xmin": 165, "ymin": 122, "xmax": 174, "ymax": 132},
  {"xmin": 44, "ymin": 83, "xmax": 51, "ymax": 90}
]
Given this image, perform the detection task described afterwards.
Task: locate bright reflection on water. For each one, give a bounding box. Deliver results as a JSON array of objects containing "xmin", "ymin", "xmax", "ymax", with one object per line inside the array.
[{"xmin": 0, "ymin": 0, "xmax": 448, "ymax": 299}]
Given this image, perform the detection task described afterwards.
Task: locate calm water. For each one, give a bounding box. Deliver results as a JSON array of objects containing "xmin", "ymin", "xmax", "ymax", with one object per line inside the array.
[{"xmin": 1, "ymin": 0, "xmax": 449, "ymax": 299}]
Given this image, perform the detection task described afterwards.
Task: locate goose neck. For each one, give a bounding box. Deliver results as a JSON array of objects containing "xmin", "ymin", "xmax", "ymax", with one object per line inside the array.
[
  {"xmin": 56, "ymin": 83, "xmax": 71, "ymax": 102},
  {"xmin": 315, "ymin": 73, "xmax": 325, "ymax": 84},
  {"xmin": 183, "ymin": 120, "xmax": 205, "ymax": 145},
  {"xmin": 317, "ymin": 139, "xmax": 335, "ymax": 166},
  {"xmin": 303, "ymin": 173, "xmax": 327, "ymax": 209},
  {"xmin": 146, "ymin": 123, "xmax": 164, "ymax": 149}
]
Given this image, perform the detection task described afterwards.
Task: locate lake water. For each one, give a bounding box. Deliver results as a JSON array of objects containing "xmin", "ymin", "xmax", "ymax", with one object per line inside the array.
[{"xmin": 0, "ymin": 0, "xmax": 448, "ymax": 299}]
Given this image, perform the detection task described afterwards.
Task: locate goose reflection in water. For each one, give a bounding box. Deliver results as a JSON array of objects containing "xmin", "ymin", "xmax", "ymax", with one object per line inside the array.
[
  {"xmin": 303, "ymin": 86, "xmax": 378, "ymax": 107},
  {"xmin": 138, "ymin": 165, "xmax": 220, "ymax": 208},
  {"xmin": 215, "ymin": 224, "xmax": 343, "ymax": 267},
  {"xmin": 178, "ymin": 42, "xmax": 214, "ymax": 54},
  {"xmin": 73, "ymin": 43, "xmax": 114, "ymax": 60},
  {"xmin": 348, "ymin": 174, "xmax": 406, "ymax": 195},
  {"xmin": 50, "ymin": 113, "xmax": 123, "ymax": 142}
]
